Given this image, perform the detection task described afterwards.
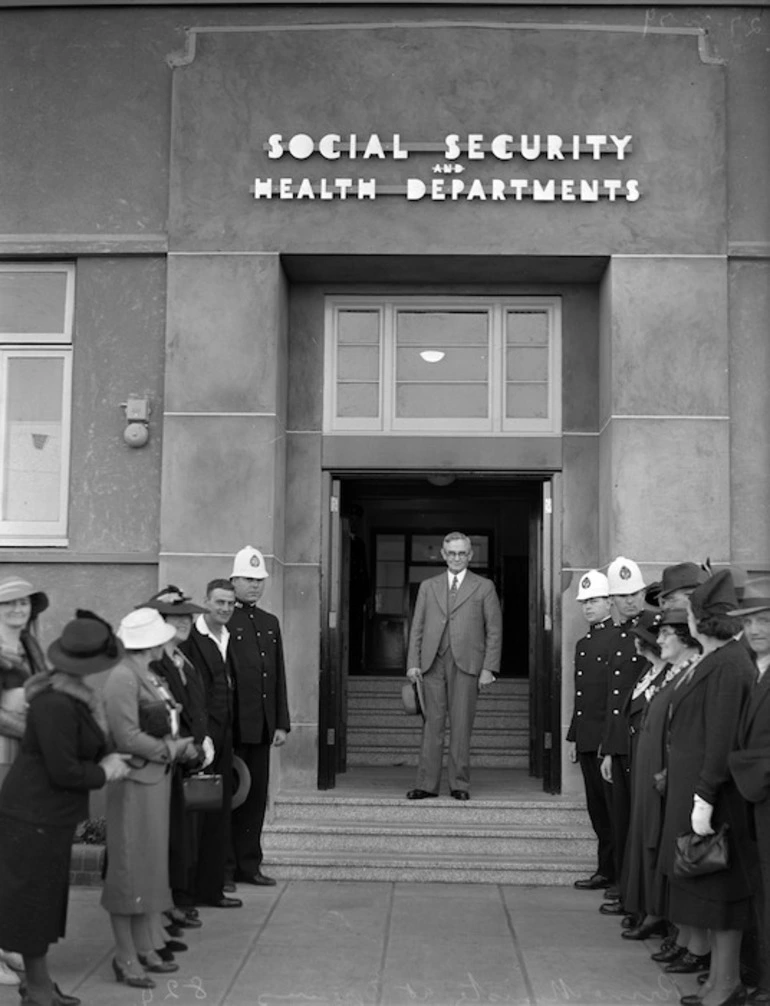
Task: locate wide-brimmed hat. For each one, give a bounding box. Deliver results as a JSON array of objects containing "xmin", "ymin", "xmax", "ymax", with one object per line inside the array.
[
  {"xmin": 402, "ymin": 676, "xmax": 425, "ymax": 717},
  {"xmin": 141, "ymin": 585, "xmax": 207, "ymax": 617},
  {"xmin": 607, "ymin": 556, "xmax": 646, "ymax": 595},
  {"xmin": 576, "ymin": 570, "xmax": 609, "ymax": 601},
  {"xmin": 689, "ymin": 570, "xmax": 738, "ymax": 621},
  {"xmin": 658, "ymin": 608, "xmax": 690, "ymax": 627},
  {"xmin": 230, "ymin": 546, "xmax": 269, "ymax": 580},
  {"xmin": 727, "ymin": 577, "xmax": 770, "ymax": 618},
  {"xmin": 630, "ymin": 610, "xmax": 664, "ymax": 649},
  {"xmin": 118, "ymin": 607, "xmax": 177, "ymax": 650},
  {"xmin": 231, "ymin": 755, "xmax": 252, "ymax": 810},
  {"xmin": 47, "ymin": 610, "xmax": 124, "ymax": 675},
  {"xmin": 0, "ymin": 575, "xmax": 49, "ymax": 618},
  {"xmin": 659, "ymin": 563, "xmax": 706, "ymax": 599}
]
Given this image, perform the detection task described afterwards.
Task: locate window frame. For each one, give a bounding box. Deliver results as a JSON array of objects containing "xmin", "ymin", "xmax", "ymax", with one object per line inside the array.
[
  {"xmin": 324, "ymin": 294, "xmax": 562, "ymax": 436},
  {"xmin": 0, "ymin": 263, "xmax": 75, "ymax": 545}
]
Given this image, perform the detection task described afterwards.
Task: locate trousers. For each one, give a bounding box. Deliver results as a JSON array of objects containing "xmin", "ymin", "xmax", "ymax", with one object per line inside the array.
[{"xmin": 416, "ymin": 650, "xmax": 479, "ymax": 794}]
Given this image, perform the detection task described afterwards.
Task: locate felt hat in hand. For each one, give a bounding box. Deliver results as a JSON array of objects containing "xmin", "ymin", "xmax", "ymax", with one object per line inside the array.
[{"xmin": 402, "ymin": 676, "xmax": 425, "ymax": 717}]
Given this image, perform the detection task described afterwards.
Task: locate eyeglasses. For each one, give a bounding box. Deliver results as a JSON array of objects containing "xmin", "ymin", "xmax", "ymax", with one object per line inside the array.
[{"xmin": 445, "ymin": 551, "xmax": 469, "ymax": 558}]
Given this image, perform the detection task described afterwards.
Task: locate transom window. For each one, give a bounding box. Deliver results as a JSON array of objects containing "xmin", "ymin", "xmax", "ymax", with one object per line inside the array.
[
  {"xmin": 0, "ymin": 264, "xmax": 74, "ymax": 544},
  {"xmin": 324, "ymin": 296, "xmax": 561, "ymax": 434}
]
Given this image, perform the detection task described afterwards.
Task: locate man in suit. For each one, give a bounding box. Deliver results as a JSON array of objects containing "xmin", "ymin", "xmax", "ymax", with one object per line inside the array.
[
  {"xmin": 228, "ymin": 546, "xmax": 290, "ymax": 887},
  {"xmin": 405, "ymin": 531, "xmax": 502, "ymax": 801},
  {"xmin": 728, "ymin": 579, "xmax": 770, "ymax": 1005},
  {"xmin": 180, "ymin": 578, "xmax": 242, "ymax": 909},
  {"xmin": 568, "ymin": 569, "xmax": 616, "ymax": 891}
]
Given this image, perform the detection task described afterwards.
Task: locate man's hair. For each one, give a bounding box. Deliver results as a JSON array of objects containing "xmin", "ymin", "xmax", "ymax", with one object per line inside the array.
[
  {"xmin": 206, "ymin": 577, "xmax": 235, "ymax": 597},
  {"xmin": 443, "ymin": 531, "xmax": 471, "ymax": 550}
]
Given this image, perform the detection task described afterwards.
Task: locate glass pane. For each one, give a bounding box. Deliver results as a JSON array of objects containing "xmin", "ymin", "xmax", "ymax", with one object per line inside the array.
[
  {"xmin": 376, "ymin": 560, "xmax": 403, "ymax": 588},
  {"xmin": 506, "ymin": 383, "xmax": 549, "ymax": 419},
  {"xmin": 397, "ymin": 346, "xmax": 488, "ymax": 383},
  {"xmin": 337, "ymin": 310, "xmax": 380, "ymax": 345},
  {"xmin": 337, "ymin": 345, "xmax": 379, "ymax": 381},
  {"xmin": 468, "ymin": 536, "xmax": 489, "ymax": 563},
  {"xmin": 506, "ymin": 346, "xmax": 548, "ymax": 382},
  {"xmin": 396, "ymin": 311, "xmax": 488, "ymax": 347},
  {"xmin": 375, "ymin": 587, "xmax": 402, "ymax": 614},
  {"xmin": 377, "ymin": 534, "xmax": 404, "ymax": 561},
  {"xmin": 396, "ymin": 382, "xmax": 488, "ymax": 419},
  {"xmin": 409, "ymin": 565, "xmax": 443, "ymax": 583},
  {"xmin": 506, "ymin": 310, "xmax": 548, "ymax": 345},
  {"xmin": 0, "ymin": 271, "xmax": 69, "ymax": 335},
  {"xmin": 411, "ymin": 536, "xmax": 445, "ymax": 562},
  {"xmin": 3, "ymin": 357, "xmax": 64, "ymax": 521},
  {"xmin": 336, "ymin": 382, "xmax": 379, "ymax": 419}
]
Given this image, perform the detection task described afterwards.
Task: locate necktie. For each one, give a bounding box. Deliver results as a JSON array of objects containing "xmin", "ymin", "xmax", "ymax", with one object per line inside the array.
[{"xmin": 450, "ymin": 575, "xmax": 459, "ymax": 595}]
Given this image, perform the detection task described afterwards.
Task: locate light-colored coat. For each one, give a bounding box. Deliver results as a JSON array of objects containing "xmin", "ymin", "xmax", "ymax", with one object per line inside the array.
[{"xmin": 407, "ymin": 570, "xmax": 502, "ymax": 676}]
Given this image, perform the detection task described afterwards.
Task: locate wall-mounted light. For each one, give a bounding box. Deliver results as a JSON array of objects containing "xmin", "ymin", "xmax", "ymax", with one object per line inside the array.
[
  {"xmin": 420, "ymin": 350, "xmax": 445, "ymax": 363},
  {"xmin": 121, "ymin": 395, "xmax": 151, "ymax": 448}
]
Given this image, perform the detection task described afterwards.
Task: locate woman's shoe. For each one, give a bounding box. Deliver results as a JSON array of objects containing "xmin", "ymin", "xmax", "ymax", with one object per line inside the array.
[
  {"xmin": 155, "ymin": 946, "xmax": 176, "ymax": 963},
  {"xmin": 621, "ymin": 915, "xmax": 637, "ymax": 929},
  {"xmin": 19, "ymin": 980, "xmax": 81, "ymax": 1006},
  {"xmin": 0, "ymin": 960, "xmax": 20, "ymax": 986},
  {"xmin": 137, "ymin": 953, "xmax": 179, "ymax": 974},
  {"xmin": 652, "ymin": 944, "xmax": 687, "ymax": 963},
  {"xmin": 680, "ymin": 995, "xmax": 704, "ymax": 1006},
  {"xmin": 666, "ymin": 952, "xmax": 711, "ymax": 974},
  {"xmin": 622, "ymin": 919, "xmax": 669, "ymax": 941},
  {"xmin": 698, "ymin": 975, "xmax": 710, "ymax": 986},
  {"xmin": 111, "ymin": 958, "xmax": 156, "ymax": 989},
  {"xmin": 709, "ymin": 988, "xmax": 748, "ymax": 1006},
  {"xmin": 164, "ymin": 940, "xmax": 188, "ymax": 953},
  {"xmin": 163, "ymin": 923, "xmax": 183, "ymax": 938},
  {"xmin": 1, "ymin": 950, "xmax": 24, "ymax": 972}
]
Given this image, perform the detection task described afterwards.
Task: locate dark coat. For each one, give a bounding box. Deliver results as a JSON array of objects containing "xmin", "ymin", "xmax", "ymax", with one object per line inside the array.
[
  {"xmin": 180, "ymin": 627, "xmax": 235, "ymax": 754},
  {"xmin": 0, "ymin": 689, "xmax": 106, "ymax": 827},
  {"xmin": 601, "ymin": 617, "xmax": 646, "ymax": 757},
  {"xmin": 151, "ymin": 649, "xmax": 207, "ymax": 746},
  {"xmin": 660, "ymin": 639, "xmax": 757, "ymax": 901},
  {"xmin": 729, "ymin": 666, "xmax": 770, "ymax": 804},
  {"xmin": 567, "ymin": 618, "xmax": 613, "ymax": 753},
  {"xmin": 228, "ymin": 603, "xmax": 290, "ymax": 745}
]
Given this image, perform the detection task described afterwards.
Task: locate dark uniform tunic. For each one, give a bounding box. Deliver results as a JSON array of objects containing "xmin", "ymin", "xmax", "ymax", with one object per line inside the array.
[
  {"xmin": 600, "ymin": 615, "xmax": 644, "ymax": 885},
  {"xmin": 567, "ymin": 618, "xmax": 615, "ymax": 880},
  {"xmin": 227, "ymin": 602, "xmax": 290, "ymax": 876}
]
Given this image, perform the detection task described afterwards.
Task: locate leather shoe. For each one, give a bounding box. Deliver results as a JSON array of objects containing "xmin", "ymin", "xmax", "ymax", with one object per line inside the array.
[
  {"xmin": 163, "ymin": 923, "xmax": 183, "ymax": 938},
  {"xmin": 749, "ymin": 990, "xmax": 770, "ymax": 1004},
  {"xmin": 206, "ymin": 896, "xmax": 243, "ymax": 908},
  {"xmin": 621, "ymin": 914, "xmax": 640, "ymax": 929},
  {"xmin": 406, "ymin": 789, "xmax": 438, "ymax": 800},
  {"xmin": 599, "ymin": 901, "xmax": 626, "ymax": 915},
  {"xmin": 164, "ymin": 940, "xmax": 187, "ymax": 953},
  {"xmin": 574, "ymin": 873, "xmax": 612, "ymax": 890},
  {"xmin": 450, "ymin": 789, "xmax": 470, "ymax": 801},
  {"xmin": 622, "ymin": 918, "xmax": 669, "ymax": 941},
  {"xmin": 680, "ymin": 995, "xmax": 704, "ymax": 1006},
  {"xmin": 666, "ymin": 952, "xmax": 711, "ymax": 974},
  {"xmin": 604, "ymin": 884, "xmax": 621, "ymax": 900},
  {"xmin": 652, "ymin": 944, "xmax": 686, "ymax": 963},
  {"xmin": 223, "ymin": 882, "xmax": 236, "ymax": 893},
  {"xmin": 235, "ymin": 870, "xmax": 276, "ymax": 887},
  {"xmin": 682, "ymin": 988, "xmax": 746, "ymax": 1006}
]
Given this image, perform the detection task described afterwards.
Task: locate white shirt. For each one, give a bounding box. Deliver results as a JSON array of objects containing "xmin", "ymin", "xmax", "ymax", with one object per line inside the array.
[
  {"xmin": 757, "ymin": 653, "xmax": 770, "ymax": 680},
  {"xmin": 447, "ymin": 569, "xmax": 468, "ymax": 591},
  {"xmin": 195, "ymin": 613, "xmax": 229, "ymax": 661}
]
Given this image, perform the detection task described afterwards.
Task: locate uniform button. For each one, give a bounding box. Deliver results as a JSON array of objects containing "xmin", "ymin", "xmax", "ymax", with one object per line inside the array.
[
  {"xmin": 615, "ymin": 671, "xmax": 620, "ymax": 676},
  {"xmin": 616, "ymin": 651, "xmax": 622, "ymax": 656},
  {"xmin": 579, "ymin": 651, "xmax": 586, "ymax": 657},
  {"xmin": 577, "ymin": 711, "xmax": 583, "ymax": 716},
  {"xmin": 613, "ymin": 689, "xmax": 619, "ymax": 695},
  {"xmin": 577, "ymin": 671, "xmax": 583, "ymax": 677},
  {"xmin": 632, "ymin": 656, "xmax": 638, "ymax": 662},
  {"xmin": 613, "ymin": 710, "xmax": 619, "ymax": 715},
  {"xmin": 576, "ymin": 691, "xmax": 582, "ymax": 697},
  {"xmin": 597, "ymin": 657, "xmax": 602, "ymax": 661},
  {"xmin": 620, "ymin": 633, "xmax": 627, "ymax": 638}
]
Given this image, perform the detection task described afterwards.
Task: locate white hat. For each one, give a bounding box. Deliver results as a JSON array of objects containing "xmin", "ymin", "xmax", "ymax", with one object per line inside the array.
[
  {"xmin": 576, "ymin": 570, "xmax": 610, "ymax": 601},
  {"xmin": 118, "ymin": 607, "xmax": 177, "ymax": 650},
  {"xmin": 607, "ymin": 556, "xmax": 646, "ymax": 595},
  {"xmin": 231, "ymin": 546, "xmax": 269, "ymax": 580}
]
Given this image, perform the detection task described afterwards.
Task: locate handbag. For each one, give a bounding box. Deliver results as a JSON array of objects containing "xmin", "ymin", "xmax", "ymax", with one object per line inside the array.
[
  {"xmin": 138, "ymin": 700, "xmax": 172, "ymax": 739},
  {"xmin": 182, "ymin": 772, "xmax": 224, "ymax": 812},
  {"xmin": 673, "ymin": 823, "xmax": 730, "ymax": 879}
]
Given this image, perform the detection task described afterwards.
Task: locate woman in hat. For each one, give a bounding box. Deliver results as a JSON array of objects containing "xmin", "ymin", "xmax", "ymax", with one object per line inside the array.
[
  {"xmin": 142, "ymin": 587, "xmax": 210, "ymax": 932},
  {"xmin": 101, "ymin": 608, "xmax": 198, "ymax": 990},
  {"xmin": 0, "ymin": 610, "xmax": 130, "ymax": 1006},
  {"xmin": 659, "ymin": 571, "xmax": 757, "ymax": 1006}
]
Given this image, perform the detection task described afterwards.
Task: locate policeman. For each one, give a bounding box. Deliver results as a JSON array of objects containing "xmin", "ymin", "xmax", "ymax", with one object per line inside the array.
[
  {"xmin": 568, "ymin": 570, "xmax": 616, "ymax": 891},
  {"xmin": 598, "ymin": 556, "xmax": 647, "ymax": 915},
  {"xmin": 227, "ymin": 546, "xmax": 291, "ymax": 887}
]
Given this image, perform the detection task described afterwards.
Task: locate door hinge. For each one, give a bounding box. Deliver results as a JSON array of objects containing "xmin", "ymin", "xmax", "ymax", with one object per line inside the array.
[
  {"xmin": 328, "ymin": 611, "xmax": 337, "ymax": 629},
  {"xmin": 327, "ymin": 728, "xmax": 336, "ymax": 745},
  {"xmin": 330, "ymin": 495, "xmax": 339, "ymax": 512},
  {"xmin": 544, "ymin": 731, "xmax": 553, "ymax": 750},
  {"xmin": 544, "ymin": 497, "xmax": 553, "ymax": 514}
]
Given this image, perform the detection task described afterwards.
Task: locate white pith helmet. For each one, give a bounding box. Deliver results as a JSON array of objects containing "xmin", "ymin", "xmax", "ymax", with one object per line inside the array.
[
  {"xmin": 607, "ymin": 556, "xmax": 646, "ymax": 595},
  {"xmin": 231, "ymin": 546, "xmax": 269, "ymax": 580},
  {"xmin": 576, "ymin": 570, "xmax": 610, "ymax": 601}
]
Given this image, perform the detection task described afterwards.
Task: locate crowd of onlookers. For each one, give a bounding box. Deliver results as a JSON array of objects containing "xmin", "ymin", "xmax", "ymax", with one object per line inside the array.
[
  {"xmin": 0, "ymin": 545, "xmax": 290, "ymax": 1006},
  {"xmin": 569, "ymin": 559, "xmax": 770, "ymax": 1006}
]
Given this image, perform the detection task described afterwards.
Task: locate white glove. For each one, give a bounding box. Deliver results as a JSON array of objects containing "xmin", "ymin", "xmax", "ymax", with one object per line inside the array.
[
  {"xmin": 691, "ymin": 794, "xmax": 715, "ymax": 836},
  {"xmin": 201, "ymin": 736, "xmax": 215, "ymax": 769}
]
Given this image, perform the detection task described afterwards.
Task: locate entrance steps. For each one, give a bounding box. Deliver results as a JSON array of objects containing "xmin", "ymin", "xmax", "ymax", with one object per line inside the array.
[
  {"xmin": 263, "ymin": 773, "xmax": 596, "ymax": 885},
  {"xmin": 346, "ymin": 675, "xmax": 529, "ymax": 768}
]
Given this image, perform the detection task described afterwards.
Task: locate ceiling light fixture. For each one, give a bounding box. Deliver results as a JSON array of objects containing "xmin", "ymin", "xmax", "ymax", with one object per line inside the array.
[{"xmin": 420, "ymin": 350, "xmax": 445, "ymax": 363}]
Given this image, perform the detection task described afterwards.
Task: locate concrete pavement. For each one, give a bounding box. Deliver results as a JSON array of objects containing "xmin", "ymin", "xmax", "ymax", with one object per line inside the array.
[{"xmin": 0, "ymin": 881, "xmax": 704, "ymax": 1006}]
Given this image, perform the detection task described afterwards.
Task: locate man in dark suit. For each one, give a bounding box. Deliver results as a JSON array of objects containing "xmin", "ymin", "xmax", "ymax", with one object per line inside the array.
[
  {"xmin": 405, "ymin": 531, "xmax": 502, "ymax": 801},
  {"xmin": 180, "ymin": 578, "xmax": 242, "ymax": 909},
  {"xmin": 728, "ymin": 579, "xmax": 770, "ymax": 1005},
  {"xmin": 568, "ymin": 569, "xmax": 616, "ymax": 891},
  {"xmin": 228, "ymin": 546, "xmax": 290, "ymax": 887}
]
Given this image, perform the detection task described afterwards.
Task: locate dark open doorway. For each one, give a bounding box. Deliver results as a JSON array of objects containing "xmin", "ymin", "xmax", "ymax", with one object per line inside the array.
[{"xmin": 319, "ymin": 473, "xmax": 560, "ymax": 794}]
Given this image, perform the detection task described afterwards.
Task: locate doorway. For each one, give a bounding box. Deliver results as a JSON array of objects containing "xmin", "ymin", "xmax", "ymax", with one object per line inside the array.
[{"xmin": 319, "ymin": 473, "xmax": 560, "ymax": 793}]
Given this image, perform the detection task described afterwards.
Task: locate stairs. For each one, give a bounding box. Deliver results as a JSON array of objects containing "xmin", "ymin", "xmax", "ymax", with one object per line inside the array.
[{"xmin": 346, "ymin": 675, "xmax": 529, "ymax": 767}]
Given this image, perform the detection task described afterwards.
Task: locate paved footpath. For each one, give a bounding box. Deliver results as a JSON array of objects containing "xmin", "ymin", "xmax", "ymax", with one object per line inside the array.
[{"xmin": 0, "ymin": 882, "xmax": 705, "ymax": 1006}]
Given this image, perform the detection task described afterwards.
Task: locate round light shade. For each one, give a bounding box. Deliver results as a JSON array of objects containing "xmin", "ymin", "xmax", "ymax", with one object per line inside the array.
[{"xmin": 420, "ymin": 350, "xmax": 445, "ymax": 363}]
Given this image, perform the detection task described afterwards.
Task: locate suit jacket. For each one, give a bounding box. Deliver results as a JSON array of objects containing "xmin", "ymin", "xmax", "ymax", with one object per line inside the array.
[
  {"xmin": 566, "ymin": 618, "xmax": 613, "ymax": 752},
  {"xmin": 180, "ymin": 627, "xmax": 235, "ymax": 754},
  {"xmin": 228, "ymin": 603, "xmax": 291, "ymax": 745},
  {"xmin": 406, "ymin": 570, "xmax": 502, "ymax": 676},
  {"xmin": 729, "ymin": 663, "xmax": 770, "ymax": 804}
]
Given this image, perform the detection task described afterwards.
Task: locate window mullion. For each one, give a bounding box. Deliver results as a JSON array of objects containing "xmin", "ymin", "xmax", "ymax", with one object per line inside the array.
[
  {"xmin": 0, "ymin": 353, "xmax": 7, "ymax": 522},
  {"xmin": 490, "ymin": 306, "xmax": 502, "ymax": 433},
  {"xmin": 382, "ymin": 304, "xmax": 394, "ymax": 431}
]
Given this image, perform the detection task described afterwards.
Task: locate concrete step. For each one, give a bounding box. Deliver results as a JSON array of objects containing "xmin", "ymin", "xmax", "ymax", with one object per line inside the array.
[
  {"xmin": 346, "ymin": 748, "xmax": 529, "ymax": 768},
  {"xmin": 349, "ymin": 676, "xmax": 528, "ymax": 694},
  {"xmin": 348, "ymin": 696, "xmax": 530, "ymax": 715},
  {"xmin": 261, "ymin": 848, "xmax": 596, "ymax": 885},
  {"xmin": 348, "ymin": 726, "xmax": 529, "ymax": 751},
  {"xmin": 348, "ymin": 707, "xmax": 529, "ymax": 726}
]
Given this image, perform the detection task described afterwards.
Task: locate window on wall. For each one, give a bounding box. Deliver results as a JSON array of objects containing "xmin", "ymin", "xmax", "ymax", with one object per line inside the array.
[
  {"xmin": 324, "ymin": 296, "xmax": 561, "ymax": 435},
  {"xmin": 0, "ymin": 264, "xmax": 74, "ymax": 544}
]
